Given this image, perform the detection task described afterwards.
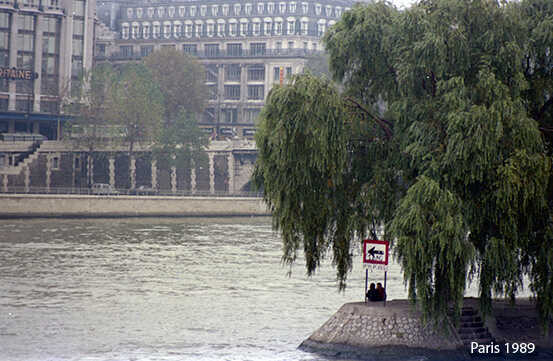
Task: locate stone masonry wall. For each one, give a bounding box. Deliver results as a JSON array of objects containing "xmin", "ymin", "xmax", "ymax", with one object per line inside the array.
[{"xmin": 305, "ymin": 302, "xmax": 462, "ymax": 352}]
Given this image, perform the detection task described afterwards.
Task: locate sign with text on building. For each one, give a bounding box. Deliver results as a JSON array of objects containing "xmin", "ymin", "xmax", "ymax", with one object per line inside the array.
[
  {"xmin": 363, "ymin": 239, "xmax": 389, "ymax": 271},
  {"xmin": 0, "ymin": 67, "xmax": 39, "ymax": 81}
]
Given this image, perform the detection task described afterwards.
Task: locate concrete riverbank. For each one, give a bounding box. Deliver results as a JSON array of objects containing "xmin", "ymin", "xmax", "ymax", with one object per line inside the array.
[
  {"xmin": 0, "ymin": 194, "xmax": 270, "ymax": 218},
  {"xmin": 300, "ymin": 299, "xmax": 553, "ymax": 360}
]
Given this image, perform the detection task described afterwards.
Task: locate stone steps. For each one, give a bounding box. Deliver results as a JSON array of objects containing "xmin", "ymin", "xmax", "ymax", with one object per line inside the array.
[{"xmin": 450, "ymin": 306, "xmax": 495, "ymax": 350}]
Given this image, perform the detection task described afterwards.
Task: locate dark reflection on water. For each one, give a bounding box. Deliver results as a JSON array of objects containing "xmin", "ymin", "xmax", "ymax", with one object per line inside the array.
[{"xmin": 0, "ymin": 217, "xmax": 493, "ymax": 361}]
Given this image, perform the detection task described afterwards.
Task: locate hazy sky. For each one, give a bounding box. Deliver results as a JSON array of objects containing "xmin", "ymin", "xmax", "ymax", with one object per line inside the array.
[{"xmin": 390, "ymin": 0, "xmax": 417, "ymax": 9}]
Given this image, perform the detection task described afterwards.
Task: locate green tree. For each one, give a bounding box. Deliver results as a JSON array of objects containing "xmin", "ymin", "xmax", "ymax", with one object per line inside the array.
[
  {"xmin": 107, "ymin": 64, "xmax": 164, "ymax": 186},
  {"xmin": 254, "ymin": 0, "xmax": 553, "ymax": 329},
  {"xmin": 143, "ymin": 47, "xmax": 208, "ymax": 119},
  {"xmin": 63, "ymin": 64, "xmax": 117, "ymax": 187},
  {"xmin": 152, "ymin": 109, "xmax": 209, "ymax": 171}
]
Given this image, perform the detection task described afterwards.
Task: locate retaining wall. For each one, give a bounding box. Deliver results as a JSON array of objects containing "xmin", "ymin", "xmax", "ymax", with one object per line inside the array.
[{"xmin": 0, "ymin": 194, "xmax": 270, "ymax": 218}]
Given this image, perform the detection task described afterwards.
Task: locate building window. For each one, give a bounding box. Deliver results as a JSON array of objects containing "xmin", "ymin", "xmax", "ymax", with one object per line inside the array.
[
  {"xmin": 205, "ymin": 65, "xmax": 218, "ymax": 82},
  {"xmin": 336, "ymin": 7, "xmax": 342, "ymax": 17},
  {"xmin": 147, "ymin": 7, "xmax": 154, "ymax": 18},
  {"xmin": 153, "ymin": 24, "xmax": 160, "ymax": 38},
  {"xmin": 325, "ymin": 5, "xmax": 332, "ymax": 16},
  {"xmin": 168, "ymin": 6, "xmax": 175, "ymax": 17},
  {"xmin": 143, "ymin": 24, "xmax": 150, "ymax": 39},
  {"xmin": 240, "ymin": 22, "xmax": 248, "ymax": 36},
  {"xmin": 205, "ymin": 44, "xmax": 219, "ymax": 57},
  {"xmin": 225, "ymin": 64, "xmax": 241, "ymax": 81},
  {"xmin": 317, "ymin": 23, "xmax": 325, "ymax": 36},
  {"xmin": 248, "ymin": 85, "xmax": 264, "ymax": 100},
  {"xmin": 288, "ymin": 41, "xmax": 294, "ymax": 50},
  {"xmin": 195, "ymin": 23, "xmax": 203, "ymax": 37},
  {"xmin": 217, "ymin": 22, "xmax": 225, "ymax": 37},
  {"xmin": 244, "ymin": 108, "xmax": 261, "ymax": 124},
  {"xmin": 301, "ymin": 20, "xmax": 308, "ymax": 35},
  {"xmin": 201, "ymin": 5, "xmax": 207, "ymax": 17},
  {"xmin": 279, "ymin": 2, "xmax": 286, "ymax": 14},
  {"xmin": 222, "ymin": 108, "xmax": 238, "ymax": 123},
  {"xmin": 190, "ymin": 6, "xmax": 197, "ymax": 17},
  {"xmin": 229, "ymin": 22, "xmax": 237, "ymax": 36},
  {"xmin": 207, "ymin": 23, "xmax": 215, "ymax": 37},
  {"xmin": 248, "ymin": 64, "xmax": 265, "ymax": 81},
  {"xmin": 275, "ymin": 21, "xmax": 282, "ymax": 35},
  {"xmin": 52, "ymin": 156, "xmax": 60, "ymax": 170},
  {"xmin": 264, "ymin": 20, "xmax": 272, "ymax": 35},
  {"xmin": 208, "ymin": 85, "xmax": 217, "ymax": 100},
  {"xmin": 287, "ymin": 20, "xmax": 295, "ymax": 35},
  {"xmin": 302, "ymin": 2, "xmax": 308, "ymax": 14},
  {"xmin": 286, "ymin": 66, "xmax": 292, "ymax": 77},
  {"xmin": 157, "ymin": 7, "xmax": 165, "ymax": 18},
  {"xmin": 183, "ymin": 44, "xmax": 197, "ymax": 55},
  {"xmin": 224, "ymin": 85, "xmax": 240, "ymax": 100},
  {"xmin": 315, "ymin": 4, "xmax": 322, "ymax": 16},
  {"xmin": 245, "ymin": 3, "xmax": 252, "ymax": 15},
  {"xmin": 120, "ymin": 45, "xmax": 133, "ymax": 57},
  {"xmin": 268, "ymin": 3, "xmax": 275, "ymax": 14},
  {"xmin": 141, "ymin": 45, "xmax": 153, "ymax": 57},
  {"xmin": 253, "ymin": 21, "xmax": 260, "ymax": 36},
  {"xmin": 174, "ymin": 23, "xmax": 182, "ymax": 37},
  {"xmin": 185, "ymin": 23, "xmax": 192, "ymax": 37},
  {"xmin": 258, "ymin": 3, "xmax": 264, "ymax": 14},
  {"xmin": 273, "ymin": 66, "xmax": 280, "ymax": 82},
  {"xmin": 203, "ymin": 107, "xmax": 216, "ymax": 122},
  {"xmin": 227, "ymin": 43, "xmax": 242, "ymax": 56},
  {"xmin": 164, "ymin": 23, "xmax": 171, "ymax": 38},
  {"xmin": 234, "ymin": 4, "xmax": 241, "ymax": 15},
  {"xmin": 223, "ymin": 5, "xmax": 229, "ymax": 16},
  {"xmin": 250, "ymin": 42, "xmax": 266, "ymax": 56},
  {"xmin": 290, "ymin": 2, "xmax": 297, "ymax": 13},
  {"xmin": 212, "ymin": 5, "xmax": 219, "ymax": 16}
]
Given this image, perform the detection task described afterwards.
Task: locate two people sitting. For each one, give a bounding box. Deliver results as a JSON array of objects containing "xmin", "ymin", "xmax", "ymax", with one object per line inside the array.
[{"xmin": 366, "ymin": 282, "xmax": 386, "ymax": 302}]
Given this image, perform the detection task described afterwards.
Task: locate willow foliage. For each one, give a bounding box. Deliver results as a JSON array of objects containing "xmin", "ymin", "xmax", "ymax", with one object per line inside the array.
[{"xmin": 254, "ymin": 0, "xmax": 553, "ymax": 329}]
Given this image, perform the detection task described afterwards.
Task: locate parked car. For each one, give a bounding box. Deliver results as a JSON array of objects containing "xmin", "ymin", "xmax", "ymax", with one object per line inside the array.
[
  {"xmin": 135, "ymin": 185, "xmax": 158, "ymax": 195},
  {"xmin": 91, "ymin": 183, "xmax": 119, "ymax": 195}
]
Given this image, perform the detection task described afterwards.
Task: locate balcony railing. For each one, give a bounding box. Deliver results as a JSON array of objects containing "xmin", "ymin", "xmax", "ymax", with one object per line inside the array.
[{"xmin": 98, "ymin": 48, "xmax": 323, "ymax": 62}]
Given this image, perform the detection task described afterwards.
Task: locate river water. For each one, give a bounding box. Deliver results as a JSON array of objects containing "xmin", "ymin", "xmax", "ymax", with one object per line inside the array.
[{"xmin": 0, "ymin": 217, "xmax": 481, "ymax": 361}]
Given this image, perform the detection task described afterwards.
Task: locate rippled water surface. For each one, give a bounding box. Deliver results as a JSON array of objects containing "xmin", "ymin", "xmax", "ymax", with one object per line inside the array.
[{"xmin": 0, "ymin": 217, "xmax": 463, "ymax": 361}]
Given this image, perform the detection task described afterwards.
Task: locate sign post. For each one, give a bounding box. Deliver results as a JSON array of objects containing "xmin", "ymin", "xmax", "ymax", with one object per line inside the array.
[{"xmin": 363, "ymin": 239, "xmax": 389, "ymax": 305}]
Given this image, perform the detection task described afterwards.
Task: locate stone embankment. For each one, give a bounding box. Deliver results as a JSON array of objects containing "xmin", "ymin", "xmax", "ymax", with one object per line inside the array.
[
  {"xmin": 301, "ymin": 299, "xmax": 553, "ymax": 360},
  {"xmin": 300, "ymin": 301, "xmax": 466, "ymax": 360},
  {"xmin": 0, "ymin": 194, "xmax": 270, "ymax": 218}
]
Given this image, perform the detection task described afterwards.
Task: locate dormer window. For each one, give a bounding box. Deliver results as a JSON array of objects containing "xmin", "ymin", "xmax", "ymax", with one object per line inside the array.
[
  {"xmin": 301, "ymin": 2, "xmax": 308, "ymax": 14},
  {"xmin": 325, "ymin": 5, "xmax": 332, "ymax": 16},
  {"xmin": 315, "ymin": 4, "xmax": 321, "ymax": 16},
  {"xmin": 289, "ymin": 2, "xmax": 296, "ymax": 13},
  {"xmin": 336, "ymin": 7, "xmax": 342, "ymax": 17},
  {"xmin": 222, "ymin": 5, "xmax": 229, "ymax": 16},
  {"xmin": 245, "ymin": 4, "xmax": 252, "ymax": 15},
  {"xmin": 258, "ymin": 3, "xmax": 264, "ymax": 14},
  {"xmin": 147, "ymin": 7, "xmax": 154, "ymax": 18},
  {"xmin": 279, "ymin": 2, "xmax": 286, "ymax": 14},
  {"xmin": 234, "ymin": 4, "xmax": 241, "ymax": 15},
  {"xmin": 127, "ymin": 8, "xmax": 133, "ymax": 18},
  {"xmin": 136, "ymin": 8, "xmax": 143, "ymax": 18},
  {"xmin": 157, "ymin": 7, "xmax": 165, "ymax": 18},
  {"xmin": 212, "ymin": 5, "xmax": 219, "ymax": 16},
  {"xmin": 268, "ymin": 3, "xmax": 275, "ymax": 14},
  {"xmin": 190, "ymin": 6, "xmax": 197, "ymax": 17},
  {"xmin": 201, "ymin": 5, "xmax": 207, "ymax": 16},
  {"xmin": 168, "ymin": 7, "xmax": 175, "ymax": 17},
  {"xmin": 179, "ymin": 6, "xmax": 185, "ymax": 17}
]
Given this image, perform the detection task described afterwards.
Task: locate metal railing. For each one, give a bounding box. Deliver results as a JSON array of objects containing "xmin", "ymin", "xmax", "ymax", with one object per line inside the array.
[{"xmin": 0, "ymin": 186, "xmax": 263, "ymax": 198}]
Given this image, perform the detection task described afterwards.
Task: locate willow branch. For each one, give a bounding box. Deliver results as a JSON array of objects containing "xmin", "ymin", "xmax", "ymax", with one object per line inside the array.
[{"xmin": 345, "ymin": 97, "xmax": 393, "ymax": 139}]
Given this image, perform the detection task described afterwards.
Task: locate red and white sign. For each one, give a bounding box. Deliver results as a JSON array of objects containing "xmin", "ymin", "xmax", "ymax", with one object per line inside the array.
[{"xmin": 363, "ymin": 239, "xmax": 389, "ymax": 266}]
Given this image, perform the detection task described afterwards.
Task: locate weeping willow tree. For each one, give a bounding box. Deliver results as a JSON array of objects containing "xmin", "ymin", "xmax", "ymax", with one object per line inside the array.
[{"xmin": 254, "ymin": 0, "xmax": 553, "ymax": 329}]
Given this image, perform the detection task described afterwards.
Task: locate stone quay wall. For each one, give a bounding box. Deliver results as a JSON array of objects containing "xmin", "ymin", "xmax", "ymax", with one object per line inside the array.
[
  {"xmin": 0, "ymin": 194, "xmax": 270, "ymax": 218},
  {"xmin": 301, "ymin": 301, "xmax": 465, "ymax": 360}
]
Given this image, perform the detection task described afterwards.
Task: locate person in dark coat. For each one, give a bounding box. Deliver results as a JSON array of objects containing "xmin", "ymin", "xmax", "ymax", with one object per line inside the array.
[
  {"xmin": 376, "ymin": 282, "xmax": 386, "ymax": 301},
  {"xmin": 366, "ymin": 283, "xmax": 379, "ymax": 302}
]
